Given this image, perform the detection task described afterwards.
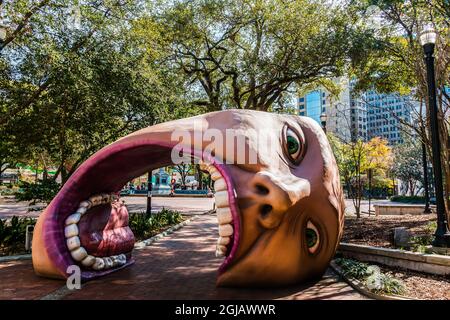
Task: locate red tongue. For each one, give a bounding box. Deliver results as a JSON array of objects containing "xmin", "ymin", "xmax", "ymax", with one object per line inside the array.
[{"xmin": 78, "ymin": 201, "xmax": 135, "ymax": 257}]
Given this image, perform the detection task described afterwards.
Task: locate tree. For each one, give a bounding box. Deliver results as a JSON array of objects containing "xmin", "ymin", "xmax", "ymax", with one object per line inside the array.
[
  {"xmin": 172, "ymin": 164, "xmax": 192, "ymax": 188},
  {"xmin": 391, "ymin": 136, "xmax": 424, "ymax": 196},
  {"xmin": 155, "ymin": 0, "xmax": 364, "ymax": 112},
  {"xmin": 329, "ymin": 134, "xmax": 392, "ymax": 218},
  {"xmin": 350, "ymin": 0, "xmax": 450, "ymax": 212},
  {"xmin": 0, "ymin": 1, "xmax": 198, "ymax": 185}
]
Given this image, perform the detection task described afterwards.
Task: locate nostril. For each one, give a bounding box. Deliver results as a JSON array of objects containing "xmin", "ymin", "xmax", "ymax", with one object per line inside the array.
[
  {"xmin": 255, "ymin": 184, "xmax": 269, "ymax": 195},
  {"xmin": 260, "ymin": 204, "xmax": 272, "ymax": 217}
]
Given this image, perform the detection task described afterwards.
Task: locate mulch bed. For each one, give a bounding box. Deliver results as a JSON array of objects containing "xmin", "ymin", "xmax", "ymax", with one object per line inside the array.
[
  {"xmin": 342, "ymin": 214, "xmax": 437, "ymax": 247},
  {"xmin": 377, "ymin": 264, "xmax": 450, "ymax": 300},
  {"xmin": 341, "ymin": 214, "xmax": 449, "ymax": 300}
]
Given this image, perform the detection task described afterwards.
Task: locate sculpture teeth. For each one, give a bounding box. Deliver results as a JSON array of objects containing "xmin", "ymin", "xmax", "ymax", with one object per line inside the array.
[
  {"xmin": 65, "ymin": 213, "xmax": 81, "ymax": 225},
  {"xmin": 81, "ymin": 255, "xmax": 96, "ymax": 267},
  {"xmin": 215, "ymin": 191, "xmax": 229, "ymax": 208},
  {"xmin": 70, "ymin": 247, "xmax": 88, "ymax": 262},
  {"xmin": 64, "ymin": 224, "xmax": 79, "ymax": 238},
  {"xmin": 198, "ymin": 161, "xmax": 234, "ymax": 259},
  {"xmin": 219, "ymin": 224, "xmax": 233, "ymax": 237},
  {"xmin": 215, "ymin": 245, "xmax": 227, "ymax": 257},
  {"xmin": 64, "ymin": 192, "xmax": 128, "ymax": 270},
  {"xmin": 217, "ymin": 207, "xmax": 232, "ymax": 225},
  {"xmin": 66, "ymin": 236, "xmax": 81, "ymax": 251},
  {"xmin": 217, "ymin": 236, "xmax": 230, "ymax": 246},
  {"xmin": 211, "ymin": 171, "xmax": 222, "ymax": 181},
  {"xmin": 214, "ymin": 178, "xmax": 227, "ymax": 192},
  {"xmin": 92, "ymin": 257, "xmax": 105, "ymax": 271}
]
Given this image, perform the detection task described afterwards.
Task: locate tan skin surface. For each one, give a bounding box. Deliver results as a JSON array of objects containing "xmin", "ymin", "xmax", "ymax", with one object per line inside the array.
[{"xmin": 33, "ymin": 110, "xmax": 344, "ymax": 287}]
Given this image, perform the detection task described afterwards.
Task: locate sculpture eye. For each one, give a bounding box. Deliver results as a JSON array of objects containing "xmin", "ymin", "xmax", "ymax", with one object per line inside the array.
[
  {"xmin": 306, "ymin": 221, "xmax": 320, "ymax": 254},
  {"xmin": 284, "ymin": 127, "xmax": 303, "ymax": 163}
]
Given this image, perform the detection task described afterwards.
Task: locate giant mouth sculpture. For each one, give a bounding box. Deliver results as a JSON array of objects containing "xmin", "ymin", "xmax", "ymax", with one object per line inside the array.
[{"xmin": 32, "ymin": 109, "xmax": 345, "ymax": 287}]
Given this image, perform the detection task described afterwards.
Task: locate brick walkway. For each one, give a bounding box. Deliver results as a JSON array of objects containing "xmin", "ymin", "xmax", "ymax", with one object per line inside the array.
[{"xmin": 0, "ymin": 214, "xmax": 368, "ymax": 300}]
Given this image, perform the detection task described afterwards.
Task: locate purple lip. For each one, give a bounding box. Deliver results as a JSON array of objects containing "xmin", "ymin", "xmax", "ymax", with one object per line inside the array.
[{"xmin": 41, "ymin": 140, "xmax": 241, "ymax": 280}]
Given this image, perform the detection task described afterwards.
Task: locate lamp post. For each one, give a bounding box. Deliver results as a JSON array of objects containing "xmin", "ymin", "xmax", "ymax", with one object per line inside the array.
[
  {"xmin": 320, "ymin": 113, "xmax": 327, "ymax": 133},
  {"xmin": 421, "ymin": 141, "xmax": 431, "ymax": 213},
  {"xmin": 146, "ymin": 171, "xmax": 153, "ymax": 215},
  {"xmin": 419, "ymin": 24, "xmax": 450, "ymax": 247}
]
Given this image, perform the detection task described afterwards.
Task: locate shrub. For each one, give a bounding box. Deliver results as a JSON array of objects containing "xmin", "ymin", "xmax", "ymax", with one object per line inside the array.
[
  {"xmin": 335, "ymin": 258, "xmax": 406, "ymax": 296},
  {"xmin": 0, "ymin": 216, "xmax": 36, "ymax": 255},
  {"xmin": 128, "ymin": 208, "xmax": 183, "ymax": 240},
  {"xmin": 390, "ymin": 195, "xmax": 425, "ymax": 204},
  {"xmin": 15, "ymin": 180, "xmax": 60, "ymax": 204}
]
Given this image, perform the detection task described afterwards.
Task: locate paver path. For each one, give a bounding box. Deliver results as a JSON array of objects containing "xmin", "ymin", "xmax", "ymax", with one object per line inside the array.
[{"xmin": 0, "ymin": 214, "xmax": 368, "ymax": 300}]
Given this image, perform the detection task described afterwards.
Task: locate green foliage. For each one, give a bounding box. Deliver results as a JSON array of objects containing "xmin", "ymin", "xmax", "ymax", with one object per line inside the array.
[
  {"xmin": 335, "ymin": 258, "xmax": 406, "ymax": 296},
  {"xmin": 129, "ymin": 208, "xmax": 183, "ymax": 240},
  {"xmin": 15, "ymin": 180, "xmax": 60, "ymax": 204},
  {"xmin": 391, "ymin": 136, "xmax": 424, "ymax": 196},
  {"xmin": 329, "ymin": 134, "xmax": 392, "ymax": 217},
  {"xmin": 390, "ymin": 195, "xmax": 425, "ymax": 204},
  {"xmin": 0, "ymin": 216, "xmax": 36, "ymax": 255},
  {"xmin": 1, "ymin": 0, "xmax": 199, "ymax": 185},
  {"xmin": 335, "ymin": 257, "xmax": 371, "ymax": 280},
  {"xmin": 156, "ymin": 0, "xmax": 363, "ymax": 111}
]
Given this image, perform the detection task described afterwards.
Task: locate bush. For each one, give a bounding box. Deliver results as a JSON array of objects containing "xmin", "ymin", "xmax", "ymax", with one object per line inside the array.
[
  {"xmin": 335, "ymin": 258, "xmax": 406, "ymax": 296},
  {"xmin": 390, "ymin": 195, "xmax": 425, "ymax": 204},
  {"xmin": 15, "ymin": 180, "xmax": 60, "ymax": 204},
  {"xmin": 129, "ymin": 208, "xmax": 183, "ymax": 240},
  {"xmin": 0, "ymin": 216, "xmax": 36, "ymax": 255}
]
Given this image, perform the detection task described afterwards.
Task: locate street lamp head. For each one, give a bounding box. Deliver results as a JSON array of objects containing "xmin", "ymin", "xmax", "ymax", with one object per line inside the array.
[
  {"xmin": 320, "ymin": 113, "xmax": 327, "ymax": 123},
  {"xmin": 419, "ymin": 23, "xmax": 437, "ymax": 46}
]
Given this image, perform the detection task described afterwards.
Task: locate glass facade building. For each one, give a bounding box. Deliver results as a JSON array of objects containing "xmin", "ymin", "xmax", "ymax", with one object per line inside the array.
[{"xmin": 298, "ymin": 90, "xmax": 326, "ymax": 125}]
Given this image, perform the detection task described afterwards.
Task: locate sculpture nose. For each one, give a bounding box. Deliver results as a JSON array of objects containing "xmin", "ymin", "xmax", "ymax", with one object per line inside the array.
[{"xmin": 250, "ymin": 171, "xmax": 304, "ymax": 229}]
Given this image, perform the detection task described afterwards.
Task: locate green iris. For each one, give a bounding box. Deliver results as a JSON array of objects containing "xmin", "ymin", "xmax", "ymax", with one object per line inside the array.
[
  {"xmin": 306, "ymin": 228, "xmax": 318, "ymax": 248},
  {"xmin": 287, "ymin": 135, "xmax": 299, "ymax": 155}
]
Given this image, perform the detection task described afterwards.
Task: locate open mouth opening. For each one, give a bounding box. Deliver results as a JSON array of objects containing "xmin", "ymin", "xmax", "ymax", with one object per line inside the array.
[{"xmin": 42, "ymin": 140, "xmax": 241, "ymax": 280}]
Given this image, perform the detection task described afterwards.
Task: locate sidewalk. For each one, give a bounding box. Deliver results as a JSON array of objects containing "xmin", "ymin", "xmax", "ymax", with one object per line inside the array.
[
  {"xmin": 0, "ymin": 196, "xmax": 215, "ymax": 218},
  {"xmin": 0, "ymin": 214, "xmax": 368, "ymax": 300}
]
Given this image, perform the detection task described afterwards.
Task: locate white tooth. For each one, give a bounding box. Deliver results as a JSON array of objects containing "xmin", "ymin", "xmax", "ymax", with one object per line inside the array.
[
  {"xmin": 64, "ymin": 224, "xmax": 79, "ymax": 238},
  {"xmin": 104, "ymin": 257, "xmax": 113, "ymax": 269},
  {"xmin": 217, "ymin": 236, "xmax": 230, "ymax": 246},
  {"xmin": 217, "ymin": 244, "xmax": 227, "ymax": 253},
  {"xmin": 110, "ymin": 255, "xmax": 120, "ymax": 266},
  {"xmin": 211, "ymin": 170, "xmax": 222, "ymax": 181},
  {"xmin": 89, "ymin": 195, "xmax": 102, "ymax": 206},
  {"xmin": 118, "ymin": 254, "xmax": 127, "ymax": 263},
  {"xmin": 92, "ymin": 257, "xmax": 105, "ymax": 270},
  {"xmin": 79, "ymin": 201, "xmax": 92, "ymax": 209},
  {"xmin": 81, "ymin": 255, "xmax": 96, "ymax": 267},
  {"xmin": 214, "ymin": 178, "xmax": 227, "ymax": 192},
  {"xmin": 215, "ymin": 190, "xmax": 229, "ymax": 208},
  {"xmin": 101, "ymin": 193, "xmax": 111, "ymax": 204},
  {"xmin": 219, "ymin": 224, "xmax": 233, "ymax": 237},
  {"xmin": 215, "ymin": 249, "xmax": 225, "ymax": 257},
  {"xmin": 70, "ymin": 247, "xmax": 88, "ymax": 262},
  {"xmin": 217, "ymin": 207, "xmax": 232, "ymax": 225},
  {"xmin": 199, "ymin": 162, "xmax": 209, "ymax": 171},
  {"xmin": 66, "ymin": 236, "xmax": 81, "ymax": 251},
  {"xmin": 65, "ymin": 213, "xmax": 81, "ymax": 225},
  {"xmin": 76, "ymin": 207, "xmax": 88, "ymax": 215}
]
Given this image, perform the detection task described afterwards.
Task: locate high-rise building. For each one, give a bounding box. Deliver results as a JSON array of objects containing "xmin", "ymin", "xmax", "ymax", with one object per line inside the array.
[
  {"xmin": 297, "ymin": 77, "xmax": 417, "ymax": 144},
  {"xmin": 297, "ymin": 77, "xmax": 351, "ymax": 142}
]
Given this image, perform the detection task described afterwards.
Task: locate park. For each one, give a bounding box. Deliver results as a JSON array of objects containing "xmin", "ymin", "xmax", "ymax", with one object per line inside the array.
[{"xmin": 0, "ymin": 0, "xmax": 449, "ymax": 303}]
